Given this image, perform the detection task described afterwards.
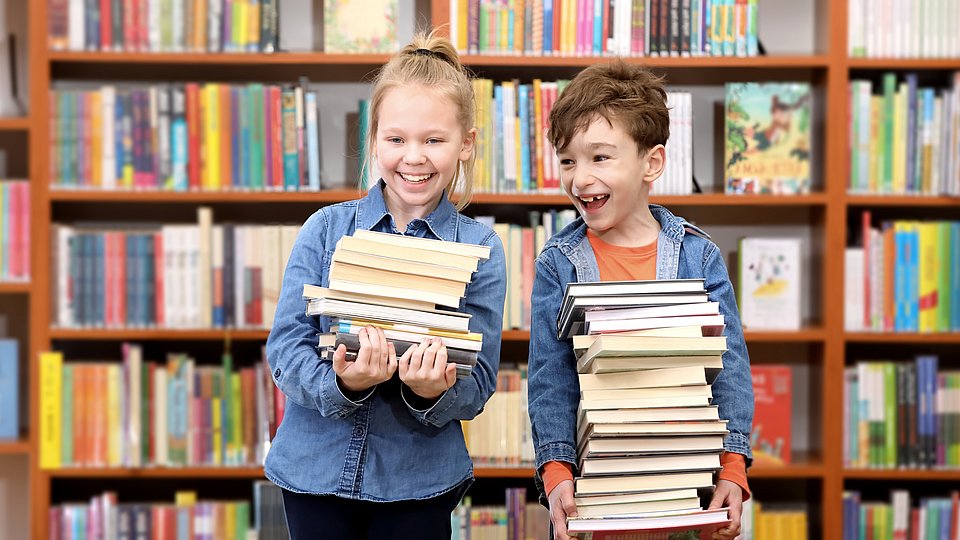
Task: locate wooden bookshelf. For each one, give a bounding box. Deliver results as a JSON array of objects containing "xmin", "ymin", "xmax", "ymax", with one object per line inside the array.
[
  {"xmin": 0, "ymin": 283, "xmax": 30, "ymax": 294},
  {"xmin": 18, "ymin": 0, "xmax": 960, "ymax": 538},
  {"xmin": 0, "ymin": 439, "xmax": 31, "ymax": 455},
  {"xmin": 0, "ymin": 117, "xmax": 29, "ymax": 131}
]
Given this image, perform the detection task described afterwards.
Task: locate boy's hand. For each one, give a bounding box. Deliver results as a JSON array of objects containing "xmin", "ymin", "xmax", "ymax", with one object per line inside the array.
[
  {"xmin": 398, "ymin": 338, "xmax": 457, "ymax": 400},
  {"xmin": 708, "ymin": 479, "xmax": 744, "ymax": 540},
  {"xmin": 332, "ymin": 326, "xmax": 398, "ymax": 393},
  {"xmin": 547, "ymin": 479, "xmax": 578, "ymax": 540}
]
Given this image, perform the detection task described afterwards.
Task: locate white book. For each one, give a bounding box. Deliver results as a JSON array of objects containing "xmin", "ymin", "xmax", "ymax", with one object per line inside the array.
[
  {"xmin": 235, "ymin": 226, "xmax": 246, "ymax": 328},
  {"xmin": 212, "ymin": 225, "xmax": 225, "ymax": 326},
  {"xmin": 844, "ymin": 248, "xmax": 865, "ymax": 332},
  {"xmin": 154, "ymin": 368, "xmax": 169, "ymax": 466},
  {"xmin": 198, "ymin": 207, "xmax": 213, "ymax": 328},
  {"xmin": 262, "ymin": 226, "xmax": 281, "ymax": 329},
  {"xmin": 101, "ymin": 86, "xmax": 116, "ymax": 189},
  {"xmin": 737, "ymin": 237, "xmax": 801, "ymax": 330},
  {"xmin": 124, "ymin": 343, "xmax": 142, "ymax": 467},
  {"xmin": 186, "ymin": 225, "xmax": 201, "ymax": 328},
  {"xmin": 68, "ymin": 0, "xmax": 84, "ymax": 51}
]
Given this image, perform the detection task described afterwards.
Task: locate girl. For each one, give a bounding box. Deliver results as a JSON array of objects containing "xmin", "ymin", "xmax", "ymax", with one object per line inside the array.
[{"xmin": 264, "ymin": 32, "xmax": 507, "ymax": 540}]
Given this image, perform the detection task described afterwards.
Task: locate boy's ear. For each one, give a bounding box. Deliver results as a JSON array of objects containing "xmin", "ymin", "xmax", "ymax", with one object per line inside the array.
[
  {"xmin": 643, "ymin": 145, "xmax": 666, "ymax": 184},
  {"xmin": 460, "ymin": 128, "xmax": 477, "ymax": 162}
]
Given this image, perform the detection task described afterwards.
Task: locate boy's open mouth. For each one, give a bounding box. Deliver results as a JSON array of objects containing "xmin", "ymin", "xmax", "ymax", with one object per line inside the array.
[
  {"xmin": 578, "ymin": 194, "xmax": 609, "ymax": 211},
  {"xmin": 399, "ymin": 172, "xmax": 435, "ymax": 184}
]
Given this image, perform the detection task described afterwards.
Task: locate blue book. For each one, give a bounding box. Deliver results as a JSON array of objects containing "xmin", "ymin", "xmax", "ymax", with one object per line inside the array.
[
  {"xmin": 543, "ymin": 0, "xmax": 553, "ymax": 54},
  {"xmin": 0, "ymin": 340, "xmax": 17, "ymax": 438},
  {"xmin": 593, "ymin": 0, "xmax": 603, "ymax": 54},
  {"xmin": 305, "ymin": 91, "xmax": 321, "ymax": 191},
  {"xmin": 518, "ymin": 85, "xmax": 531, "ymax": 193}
]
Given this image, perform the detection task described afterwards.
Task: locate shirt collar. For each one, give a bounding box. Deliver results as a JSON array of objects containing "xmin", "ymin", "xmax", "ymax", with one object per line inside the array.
[{"xmin": 355, "ymin": 179, "xmax": 459, "ymax": 241}]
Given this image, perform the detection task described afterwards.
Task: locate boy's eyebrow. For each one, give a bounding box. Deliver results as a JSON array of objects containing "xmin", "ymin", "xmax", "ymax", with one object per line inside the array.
[{"xmin": 586, "ymin": 142, "xmax": 617, "ymax": 150}]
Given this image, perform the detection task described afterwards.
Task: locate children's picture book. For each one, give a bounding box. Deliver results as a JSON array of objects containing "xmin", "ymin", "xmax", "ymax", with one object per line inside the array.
[
  {"xmin": 724, "ymin": 82, "xmax": 812, "ymax": 194},
  {"xmin": 324, "ymin": 0, "xmax": 399, "ymax": 53},
  {"xmin": 737, "ymin": 237, "xmax": 801, "ymax": 330},
  {"xmin": 750, "ymin": 365, "xmax": 793, "ymax": 467}
]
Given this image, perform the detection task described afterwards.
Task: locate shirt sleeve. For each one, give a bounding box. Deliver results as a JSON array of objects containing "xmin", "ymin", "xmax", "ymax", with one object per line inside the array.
[
  {"xmin": 402, "ymin": 229, "xmax": 507, "ymax": 428},
  {"xmin": 718, "ymin": 451, "xmax": 752, "ymax": 501},
  {"xmin": 265, "ymin": 210, "xmax": 370, "ymax": 418},
  {"xmin": 542, "ymin": 460, "xmax": 575, "ymax": 496}
]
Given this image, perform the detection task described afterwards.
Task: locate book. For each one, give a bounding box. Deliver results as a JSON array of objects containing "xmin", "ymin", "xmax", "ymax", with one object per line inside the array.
[
  {"xmin": 574, "ymin": 471, "xmax": 717, "ymax": 496},
  {"xmin": 575, "ymin": 489, "xmax": 702, "ymax": 507},
  {"xmin": 305, "ymin": 297, "xmax": 472, "ymax": 333},
  {"xmin": 580, "ymin": 385, "xmax": 713, "ymax": 402},
  {"xmin": 582, "ymin": 421, "xmax": 729, "ymax": 439},
  {"xmin": 329, "ymin": 262, "xmax": 468, "ymax": 297},
  {"xmin": 579, "ymin": 395, "xmax": 712, "ymax": 412},
  {"xmin": 583, "ymin": 302, "xmax": 720, "ymax": 323},
  {"xmin": 352, "ymin": 229, "xmax": 491, "ymax": 260},
  {"xmin": 334, "ymin": 320, "xmax": 482, "ymax": 352},
  {"xmin": 329, "ymin": 333, "xmax": 476, "ymax": 379},
  {"xmin": 335, "ymin": 235, "xmax": 481, "ymax": 272},
  {"xmin": 574, "ymin": 498, "xmax": 703, "ymax": 519},
  {"xmin": 724, "ymin": 82, "xmax": 812, "ymax": 194},
  {"xmin": 323, "ymin": 0, "xmax": 398, "ymax": 53},
  {"xmin": 577, "ymin": 336, "xmax": 728, "ymax": 364},
  {"xmin": 586, "ymin": 314, "xmax": 726, "ymax": 336},
  {"xmin": 578, "ymin": 366, "xmax": 709, "ymax": 391},
  {"xmin": 578, "ymin": 406, "xmax": 721, "ymax": 426},
  {"xmin": 560, "ymin": 294, "xmax": 710, "ymax": 340},
  {"xmin": 751, "ymin": 365, "xmax": 793, "ymax": 466},
  {"xmin": 331, "ymin": 248, "xmax": 475, "ymax": 283},
  {"xmin": 302, "ymin": 284, "xmax": 435, "ymax": 312},
  {"xmin": 579, "ymin": 436, "xmax": 726, "ymax": 458},
  {"xmin": 579, "ymin": 453, "xmax": 721, "ymax": 477},
  {"xmin": 567, "ymin": 507, "xmax": 730, "ymax": 539},
  {"xmin": 0, "ymin": 339, "xmax": 17, "ymax": 438},
  {"xmin": 737, "ymin": 237, "xmax": 802, "ymax": 330},
  {"xmin": 578, "ymin": 355, "xmax": 723, "ymax": 377}
]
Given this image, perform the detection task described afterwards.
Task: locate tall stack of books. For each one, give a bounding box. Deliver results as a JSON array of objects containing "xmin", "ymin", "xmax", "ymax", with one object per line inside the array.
[
  {"xmin": 303, "ymin": 230, "xmax": 490, "ymax": 377},
  {"xmin": 558, "ymin": 279, "xmax": 733, "ymax": 539}
]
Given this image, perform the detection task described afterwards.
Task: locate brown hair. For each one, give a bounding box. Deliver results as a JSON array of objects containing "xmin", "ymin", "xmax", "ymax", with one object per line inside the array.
[
  {"xmin": 548, "ymin": 60, "xmax": 669, "ymax": 154},
  {"xmin": 367, "ymin": 30, "xmax": 476, "ymax": 210}
]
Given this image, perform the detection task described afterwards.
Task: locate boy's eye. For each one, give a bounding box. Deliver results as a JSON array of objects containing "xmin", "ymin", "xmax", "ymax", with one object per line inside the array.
[
  {"xmin": 593, "ymin": 155, "xmax": 610, "ymax": 162},
  {"xmin": 559, "ymin": 158, "xmax": 574, "ymax": 166}
]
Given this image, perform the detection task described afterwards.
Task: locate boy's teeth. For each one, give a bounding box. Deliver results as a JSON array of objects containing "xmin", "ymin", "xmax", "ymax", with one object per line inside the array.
[{"xmin": 580, "ymin": 195, "xmax": 608, "ymax": 203}]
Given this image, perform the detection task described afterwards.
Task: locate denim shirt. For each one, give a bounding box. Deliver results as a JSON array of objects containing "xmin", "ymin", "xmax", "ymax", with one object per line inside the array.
[
  {"xmin": 527, "ymin": 204, "xmax": 753, "ymax": 480},
  {"xmin": 264, "ymin": 180, "xmax": 507, "ymax": 502}
]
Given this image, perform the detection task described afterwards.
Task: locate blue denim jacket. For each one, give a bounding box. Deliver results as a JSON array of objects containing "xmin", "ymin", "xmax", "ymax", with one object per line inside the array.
[
  {"xmin": 527, "ymin": 204, "xmax": 753, "ymax": 478},
  {"xmin": 264, "ymin": 180, "xmax": 507, "ymax": 502}
]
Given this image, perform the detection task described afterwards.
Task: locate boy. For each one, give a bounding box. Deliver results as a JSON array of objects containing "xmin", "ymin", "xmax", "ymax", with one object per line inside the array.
[{"xmin": 526, "ymin": 61, "xmax": 753, "ymax": 540}]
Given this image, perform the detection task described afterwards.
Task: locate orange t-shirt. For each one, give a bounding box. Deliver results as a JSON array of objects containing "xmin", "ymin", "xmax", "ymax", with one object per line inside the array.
[{"xmin": 541, "ymin": 231, "xmax": 751, "ymax": 500}]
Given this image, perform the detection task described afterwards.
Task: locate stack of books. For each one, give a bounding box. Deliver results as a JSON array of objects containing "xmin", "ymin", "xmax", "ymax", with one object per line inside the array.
[
  {"xmin": 559, "ymin": 279, "xmax": 733, "ymax": 539},
  {"xmin": 303, "ymin": 230, "xmax": 490, "ymax": 378}
]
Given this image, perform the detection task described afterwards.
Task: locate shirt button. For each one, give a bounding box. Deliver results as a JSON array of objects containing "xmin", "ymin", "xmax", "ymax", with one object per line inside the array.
[
  {"xmin": 354, "ymin": 427, "xmax": 364, "ymax": 437},
  {"xmin": 273, "ymin": 368, "xmax": 281, "ymax": 378}
]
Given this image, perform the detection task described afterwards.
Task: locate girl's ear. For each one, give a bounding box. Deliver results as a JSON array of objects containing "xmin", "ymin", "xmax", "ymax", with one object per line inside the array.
[
  {"xmin": 643, "ymin": 144, "xmax": 666, "ymax": 184},
  {"xmin": 459, "ymin": 128, "xmax": 477, "ymax": 162}
]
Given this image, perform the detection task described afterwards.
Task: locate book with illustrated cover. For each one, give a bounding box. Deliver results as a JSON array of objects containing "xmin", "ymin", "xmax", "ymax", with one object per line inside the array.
[
  {"xmin": 724, "ymin": 82, "xmax": 812, "ymax": 194},
  {"xmin": 324, "ymin": 0, "xmax": 398, "ymax": 53},
  {"xmin": 750, "ymin": 365, "xmax": 793, "ymax": 467},
  {"xmin": 737, "ymin": 237, "xmax": 801, "ymax": 330}
]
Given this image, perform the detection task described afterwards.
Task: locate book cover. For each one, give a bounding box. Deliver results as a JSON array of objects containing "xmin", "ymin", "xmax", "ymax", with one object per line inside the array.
[
  {"xmin": 750, "ymin": 365, "xmax": 792, "ymax": 466},
  {"xmin": 0, "ymin": 339, "xmax": 17, "ymax": 438},
  {"xmin": 724, "ymin": 82, "xmax": 812, "ymax": 194},
  {"xmin": 324, "ymin": 0, "xmax": 398, "ymax": 53},
  {"xmin": 737, "ymin": 237, "xmax": 801, "ymax": 329}
]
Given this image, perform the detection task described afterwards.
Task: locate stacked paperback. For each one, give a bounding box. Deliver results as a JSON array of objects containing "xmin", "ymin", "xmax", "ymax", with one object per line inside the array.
[
  {"xmin": 559, "ymin": 279, "xmax": 732, "ymax": 539},
  {"xmin": 303, "ymin": 230, "xmax": 490, "ymax": 377}
]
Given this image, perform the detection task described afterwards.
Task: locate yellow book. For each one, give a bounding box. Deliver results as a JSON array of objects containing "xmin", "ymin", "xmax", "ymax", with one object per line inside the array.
[
  {"xmin": 231, "ymin": 373, "xmax": 243, "ymax": 464},
  {"xmin": 345, "ymin": 318, "xmax": 481, "ymax": 341},
  {"xmin": 225, "ymin": 503, "xmax": 237, "ymax": 540},
  {"xmin": 533, "ymin": 79, "xmax": 544, "ymax": 189},
  {"xmin": 500, "ymin": 3, "xmax": 509, "ymax": 53},
  {"xmin": 175, "ymin": 491, "xmax": 197, "ymax": 506},
  {"xmin": 457, "ymin": 0, "xmax": 468, "ymax": 51},
  {"xmin": 869, "ymin": 95, "xmax": 881, "ymax": 193},
  {"xmin": 89, "ymin": 92, "xmax": 102, "ymax": 188},
  {"xmin": 40, "ymin": 352, "xmax": 64, "ymax": 469},
  {"xmin": 918, "ymin": 222, "xmax": 939, "ymax": 332},
  {"xmin": 212, "ymin": 396, "xmax": 222, "ymax": 466},
  {"xmin": 514, "ymin": 0, "xmax": 524, "ymax": 54},
  {"xmin": 106, "ymin": 364, "xmax": 122, "ymax": 467},
  {"xmin": 892, "ymin": 84, "xmax": 906, "ymax": 194},
  {"xmin": 203, "ymin": 84, "xmax": 221, "ymax": 190},
  {"xmin": 565, "ymin": 0, "xmax": 576, "ymax": 55},
  {"xmin": 248, "ymin": 0, "xmax": 260, "ymax": 50},
  {"xmin": 235, "ymin": 0, "xmax": 247, "ymax": 50}
]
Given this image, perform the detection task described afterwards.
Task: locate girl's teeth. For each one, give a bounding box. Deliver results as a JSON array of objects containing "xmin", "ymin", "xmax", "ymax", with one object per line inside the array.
[{"xmin": 401, "ymin": 173, "xmax": 432, "ymax": 183}]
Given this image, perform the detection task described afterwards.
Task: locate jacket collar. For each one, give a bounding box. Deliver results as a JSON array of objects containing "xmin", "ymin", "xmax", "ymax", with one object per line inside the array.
[{"xmin": 355, "ymin": 179, "xmax": 459, "ymax": 241}]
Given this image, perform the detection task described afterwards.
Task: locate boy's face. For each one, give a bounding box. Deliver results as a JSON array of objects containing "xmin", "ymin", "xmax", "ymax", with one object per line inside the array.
[{"xmin": 557, "ymin": 116, "xmax": 664, "ymax": 241}]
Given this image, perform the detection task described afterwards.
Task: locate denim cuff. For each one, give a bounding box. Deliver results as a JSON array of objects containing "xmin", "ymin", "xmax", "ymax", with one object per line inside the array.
[
  {"xmin": 534, "ymin": 442, "xmax": 577, "ymax": 471},
  {"xmin": 723, "ymin": 431, "xmax": 753, "ymax": 463},
  {"xmin": 323, "ymin": 373, "xmax": 374, "ymax": 417},
  {"xmin": 402, "ymin": 384, "xmax": 456, "ymax": 428}
]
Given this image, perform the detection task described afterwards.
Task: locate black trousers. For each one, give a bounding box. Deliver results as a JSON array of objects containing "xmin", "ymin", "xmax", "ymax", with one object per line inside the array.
[{"xmin": 281, "ymin": 487, "xmax": 463, "ymax": 540}]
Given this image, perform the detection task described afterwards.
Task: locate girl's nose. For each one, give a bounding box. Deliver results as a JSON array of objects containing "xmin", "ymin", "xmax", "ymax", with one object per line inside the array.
[{"xmin": 403, "ymin": 145, "xmax": 426, "ymax": 165}]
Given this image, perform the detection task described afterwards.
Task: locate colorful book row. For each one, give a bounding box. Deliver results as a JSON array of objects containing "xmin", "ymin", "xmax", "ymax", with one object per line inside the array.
[
  {"xmin": 47, "ymin": 0, "xmax": 279, "ymax": 53},
  {"xmin": 452, "ymin": 489, "xmax": 550, "ymax": 540},
  {"xmin": 450, "ymin": 0, "xmax": 759, "ymax": 58},
  {"xmin": 38, "ymin": 344, "xmax": 285, "ymax": 469},
  {"xmin": 0, "ymin": 180, "xmax": 30, "ymax": 283},
  {"xmin": 50, "ymin": 81, "xmax": 323, "ymax": 192},
  {"xmin": 848, "ymin": 72, "xmax": 960, "ymax": 197},
  {"xmin": 48, "ymin": 481, "xmax": 287, "ymax": 540},
  {"xmin": 843, "ymin": 356, "xmax": 960, "ymax": 470},
  {"xmin": 52, "ymin": 210, "xmax": 300, "ymax": 330},
  {"xmin": 846, "ymin": 215, "xmax": 960, "ymax": 334},
  {"xmin": 842, "ymin": 490, "xmax": 960, "ymax": 540},
  {"xmin": 848, "ymin": 0, "xmax": 960, "ymax": 59}
]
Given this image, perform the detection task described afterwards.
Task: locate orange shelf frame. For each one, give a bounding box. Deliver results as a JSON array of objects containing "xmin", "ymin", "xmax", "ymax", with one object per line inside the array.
[
  {"xmin": 844, "ymin": 469, "xmax": 960, "ymax": 481},
  {"xmin": 0, "ymin": 117, "xmax": 30, "ymax": 131},
  {"xmin": 845, "ymin": 332, "xmax": 960, "ymax": 344},
  {"xmin": 0, "ymin": 282, "xmax": 31, "ymax": 294},
  {"xmin": 846, "ymin": 194, "xmax": 960, "ymax": 207},
  {"xmin": 847, "ymin": 58, "xmax": 960, "ymax": 70},
  {"xmin": 0, "ymin": 438, "xmax": 31, "ymax": 455}
]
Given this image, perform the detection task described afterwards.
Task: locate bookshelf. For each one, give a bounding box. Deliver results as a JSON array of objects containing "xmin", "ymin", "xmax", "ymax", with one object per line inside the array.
[{"xmin": 14, "ymin": 0, "xmax": 960, "ymax": 538}]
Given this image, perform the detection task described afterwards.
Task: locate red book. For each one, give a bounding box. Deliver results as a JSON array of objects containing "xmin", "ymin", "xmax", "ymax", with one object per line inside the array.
[
  {"xmin": 751, "ymin": 365, "xmax": 793, "ymax": 466},
  {"xmin": 100, "ymin": 0, "xmax": 112, "ymax": 50}
]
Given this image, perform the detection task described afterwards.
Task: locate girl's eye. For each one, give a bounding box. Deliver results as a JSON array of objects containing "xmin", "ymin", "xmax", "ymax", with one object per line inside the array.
[
  {"xmin": 387, "ymin": 137, "xmax": 403, "ymax": 144},
  {"xmin": 426, "ymin": 138, "xmax": 442, "ymax": 144}
]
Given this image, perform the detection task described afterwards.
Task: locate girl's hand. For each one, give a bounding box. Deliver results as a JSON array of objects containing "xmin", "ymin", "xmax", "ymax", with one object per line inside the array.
[
  {"xmin": 398, "ymin": 338, "xmax": 457, "ymax": 400},
  {"xmin": 547, "ymin": 479, "xmax": 578, "ymax": 540},
  {"xmin": 708, "ymin": 479, "xmax": 744, "ymax": 540},
  {"xmin": 332, "ymin": 326, "xmax": 398, "ymax": 393}
]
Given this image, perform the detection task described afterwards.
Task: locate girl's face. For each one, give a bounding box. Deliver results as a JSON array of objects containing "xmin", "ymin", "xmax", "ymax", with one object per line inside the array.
[{"xmin": 374, "ymin": 85, "xmax": 475, "ymax": 222}]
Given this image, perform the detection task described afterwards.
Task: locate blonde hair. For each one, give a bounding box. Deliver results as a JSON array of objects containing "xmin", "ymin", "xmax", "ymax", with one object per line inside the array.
[{"xmin": 367, "ymin": 30, "xmax": 477, "ymax": 210}]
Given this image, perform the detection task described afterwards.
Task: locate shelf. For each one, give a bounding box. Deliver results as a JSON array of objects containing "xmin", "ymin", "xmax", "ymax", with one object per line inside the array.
[
  {"xmin": 0, "ymin": 117, "xmax": 29, "ymax": 131},
  {"xmin": 844, "ymin": 469, "xmax": 960, "ymax": 481},
  {"xmin": 0, "ymin": 282, "xmax": 30, "ymax": 294},
  {"xmin": 0, "ymin": 438, "xmax": 30, "ymax": 455},
  {"xmin": 48, "ymin": 51, "xmax": 393, "ymax": 66},
  {"xmin": 46, "ymin": 51, "xmax": 830, "ymax": 70},
  {"xmin": 45, "ymin": 465, "xmax": 535, "ymax": 479},
  {"xmin": 48, "ymin": 189, "xmax": 830, "ymax": 207},
  {"xmin": 49, "ymin": 328, "xmax": 271, "ymax": 341},
  {"xmin": 846, "ymin": 194, "xmax": 960, "ymax": 207},
  {"xmin": 847, "ymin": 58, "xmax": 960, "ymax": 70},
  {"xmin": 749, "ymin": 452, "xmax": 825, "ymax": 479},
  {"xmin": 845, "ymin": 332, "xmax": 960, "ymax": 344}
]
